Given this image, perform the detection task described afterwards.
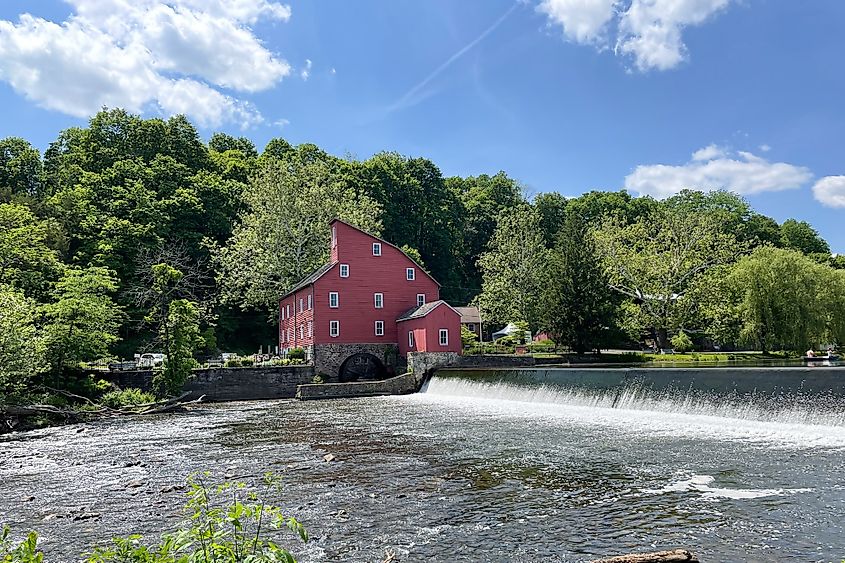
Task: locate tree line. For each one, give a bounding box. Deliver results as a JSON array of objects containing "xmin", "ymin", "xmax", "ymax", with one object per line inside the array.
[
  {"xmin": 477, "ymin": 190, "xmax": 844, "ymax": 353},
  {"xmin": 1, "ymin": 108, "xmax": 842, "ymax": 400}
]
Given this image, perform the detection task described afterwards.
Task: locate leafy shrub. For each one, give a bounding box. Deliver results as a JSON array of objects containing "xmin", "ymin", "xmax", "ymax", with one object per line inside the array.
[
  {"xmin": 670, "ymin": 331, "xmax": 694, "ymax": 353},
  {"xmin": 225, "ymin": 359, "xmax": 241, "ymax": 368},
  {"xmin": 1, "ymin": 525, "xmax": 41, "ymax": 563},
  {"xmin": 312, "ymin": 374, "xmax": 324, "ymax": 384},
  {"xmin": 101, "ymin": 388, "xmax": 156, "ymax": 409},
  {"xmin": 86, "ymin": 472, "xmax": 307, "ymax": 562},
  {"xmin": 526, "ymin": 339, "xmax": 556, "ymax": 353},
  {"xmin": 287, "ymin": 347, "xmax": 305, "ymax": 360},
  {"xmin": 240, "ymin": 358, "xmax": 254, "ymax": 367}
]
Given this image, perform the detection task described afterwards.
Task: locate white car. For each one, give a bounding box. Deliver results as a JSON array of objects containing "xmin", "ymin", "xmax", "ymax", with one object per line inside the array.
[{"xmin": 137, "ymin": 353, "xmax": 166, "ymax": 368}]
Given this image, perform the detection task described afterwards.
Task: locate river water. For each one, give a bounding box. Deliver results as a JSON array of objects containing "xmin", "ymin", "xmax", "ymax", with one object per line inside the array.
[{"xmin": 2, "ymin": 368, "xmax": 845, "ymax": 562}]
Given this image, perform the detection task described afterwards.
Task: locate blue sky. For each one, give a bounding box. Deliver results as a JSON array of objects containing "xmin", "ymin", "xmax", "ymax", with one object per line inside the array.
[{"xmin": 1, "ymin": 0, "xmax": 843, "ymax": 251}]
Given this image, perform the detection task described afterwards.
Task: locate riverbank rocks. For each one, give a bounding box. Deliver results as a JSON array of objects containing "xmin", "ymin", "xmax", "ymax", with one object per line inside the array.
[
  {"xmin": 590, "ymin": 549, "xmax": 699, "ymax": 563},
  {"xmin": 324, "ymin": 453, "xmax": 336, "ymax": 462}
]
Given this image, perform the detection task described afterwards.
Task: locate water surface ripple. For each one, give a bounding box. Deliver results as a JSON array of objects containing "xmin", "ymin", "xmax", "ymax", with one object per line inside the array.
[{"xmin": 1, "ymin": 373, "xmax": 844, "ymax": 562}]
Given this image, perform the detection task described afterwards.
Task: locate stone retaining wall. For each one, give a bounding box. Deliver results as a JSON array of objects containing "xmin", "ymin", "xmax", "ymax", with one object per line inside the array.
[
  {"xmin": 296, "ymin": 372, "xmax": 416, "ymax": 400},
  {"xmin": 99, "ymin": 366, "xmax": 315, "ymax": 401}
]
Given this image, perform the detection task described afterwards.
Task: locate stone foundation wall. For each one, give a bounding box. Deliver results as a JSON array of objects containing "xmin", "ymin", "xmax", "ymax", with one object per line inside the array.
[
  {"xmin": 312, "ymin": 343, "xmax": 402, "ymax": 382},
  {"xmin": 296, "ymin": 373, "xmax": 416, "ymax": 400},
  {"xmin": 99, "ymin": 366, "xmax": 315, "ymax": 401}
]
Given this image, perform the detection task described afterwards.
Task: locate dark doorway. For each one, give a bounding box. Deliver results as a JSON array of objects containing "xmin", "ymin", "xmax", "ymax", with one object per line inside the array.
[{"xmin": 338, "ymin": 353, "xmax": 387, "ymax": 382}]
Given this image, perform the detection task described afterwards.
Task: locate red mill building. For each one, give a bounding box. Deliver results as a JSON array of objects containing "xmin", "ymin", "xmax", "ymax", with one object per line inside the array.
[{"xmin": 278, "ymin": 219, "xmax": 461, "ymax": 381}]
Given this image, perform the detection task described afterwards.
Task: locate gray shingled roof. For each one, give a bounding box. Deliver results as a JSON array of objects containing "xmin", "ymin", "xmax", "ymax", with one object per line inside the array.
[
  {"xmin": 280, "ymin": 263, "xmax": 334, "ymax": 300},
  {"xmin": 397, "ymin": 300, "xmax": 457, "ymax": 321},
  {"xmin": 454, "ymin": 306, "xmax": 481, "ymax": 324}
]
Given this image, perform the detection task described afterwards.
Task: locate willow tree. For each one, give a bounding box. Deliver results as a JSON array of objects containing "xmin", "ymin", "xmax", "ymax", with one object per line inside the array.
[
  {"xmin": 593, "ymin": 201, "xmax": 740, "ymax": 348},
  {"xmin": 728, "ymin": 247, "xmax": 836, "ymax": 352},
  {"xmin": 216, "ymin": 157, "xmax": 382, "ymax": 317}
]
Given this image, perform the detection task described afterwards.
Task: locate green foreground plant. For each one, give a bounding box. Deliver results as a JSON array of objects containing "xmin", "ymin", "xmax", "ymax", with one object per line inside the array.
[{"xmin": 2, "ymin": 473, "xmax": 307, "ymax": 563}]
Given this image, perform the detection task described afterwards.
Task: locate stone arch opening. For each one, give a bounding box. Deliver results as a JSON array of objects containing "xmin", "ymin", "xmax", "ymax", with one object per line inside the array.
[{"xmin": 338, "ymin": 353, "xmax": 387, "ymax": 382}]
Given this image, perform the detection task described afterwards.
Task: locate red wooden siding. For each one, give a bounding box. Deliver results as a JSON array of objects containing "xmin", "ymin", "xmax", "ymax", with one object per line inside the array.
[
  {"xmin": 397, "ymin": 303, "xmax": 462, "ymax": 356},
  {"xmin": 279, "ymin": 284, "xmax": 317, "ymax": 350},
  {"xmin": 311, "ymin": 221, "xmax": 440, "ymax": 345}
]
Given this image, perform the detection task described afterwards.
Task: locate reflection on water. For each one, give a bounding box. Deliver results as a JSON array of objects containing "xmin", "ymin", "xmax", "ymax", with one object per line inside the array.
[{"xmin": 1, "ymin": 368, "xmax": 844, "ymax": 561}]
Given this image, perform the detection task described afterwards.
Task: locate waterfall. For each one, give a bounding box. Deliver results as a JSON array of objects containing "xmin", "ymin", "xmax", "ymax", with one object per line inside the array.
[{"xmin": 421, "ymin": 368, "xmax": 845, "ymax": 427}]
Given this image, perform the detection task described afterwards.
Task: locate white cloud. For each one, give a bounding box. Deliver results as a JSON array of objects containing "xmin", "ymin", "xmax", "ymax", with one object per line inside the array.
[
  {"xmin": 300, "ymin": 59, "xmax": 312, "ymax": 81},
  {"xmin": 625, "ymin": 146, "xmax": 813, "ymax": 199},
  {"xmin": 539, "ymin": 0, "xmax": 733, "ymax": 71},
  {"xmin": 273, "ymin": 118, "xmax": 290, "ymax": 128},
  {"xmin": 537, "ymin": 0, "xmax": 618, "ymax": 44},
  {"xmin": 812, "ymin": 176, "xmax": 845, "ymax": 209},
  {"xmin": 691, "ymin": 144, "xmax": 726, "ymax": 161},
  {"xmin": 759, "ymin": 144, "xmax": 771, "ymax": 152},
  {"xmin": 0, "ymin": 0, "xmax": 292, "ymax": 127}
]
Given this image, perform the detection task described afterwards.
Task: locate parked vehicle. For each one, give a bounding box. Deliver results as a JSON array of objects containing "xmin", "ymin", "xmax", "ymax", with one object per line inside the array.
[{"xmin": 136, "ymin": 353, "xmax": 166, "ymax": 368}]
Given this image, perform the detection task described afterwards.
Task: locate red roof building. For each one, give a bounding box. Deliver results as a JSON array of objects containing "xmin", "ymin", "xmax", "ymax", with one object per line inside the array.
[{"xmin": 279, "ymin": 219, "xmax": 461, "ymax": 381}]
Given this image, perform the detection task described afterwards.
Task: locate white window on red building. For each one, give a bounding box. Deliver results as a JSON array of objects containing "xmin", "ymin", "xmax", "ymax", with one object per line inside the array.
[
  {"xmin": 416, "ymin": 293, "xmax": 425, "ymax": 307},
  {"xmin": 307, "ymin": 321, "xmax": 313, "ymax": 337},
  {"xmin": 331, "ymin": 225, "xmax": 336, "ymax": 247},
  {"xmin": 406, "ymin": 267, "xmax": 415, "ymax": 281},
  {"xmin": 372, "ymin": 242, "xmax": 382, "ymax": 256},
  {"xmin": 375, "ymin": 320, "xmax": 384, "ymax": 336},
  {"xmin": 408, "ymin": 331, "xmax": 414, "ymax": 348},
  {"xmin": 286, "ymin": 304, "xmax": 290, "ymax": 318},
  {"xmin": 330, "ymin": 321, "xmax": 340, "ymax": 338},
  {"xmin": 439, "ymin": 329, "xmax": 449, "ymax": 346},
  {"xmin": 299, "ymin": 298, "xmax": 303, "ymax": 313},
  {"xmin": 374, "ymin": 293, "xmax": 383, "ymax": 308},
  {"xmin": 340, "ymin": 264, "xmax": 349, "ymax": 278},
  {"xmin": 299, "ymin": 325, "xmax": 304, "ymax": 340},
  {"xmin": 329, "ymin": 292, "xmax": 339, "ymax": 308},
  {"xmin": 307, "ymin": 294, "xmax": 312, "ymax": 309},
  {"xmin": 280, "ymin": 307, "xmax": 285, "ymax": 321}
]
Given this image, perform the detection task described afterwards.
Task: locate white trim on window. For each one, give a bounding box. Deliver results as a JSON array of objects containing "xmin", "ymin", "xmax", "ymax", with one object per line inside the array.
[
  {"xmin": 307, "ymin": 294, "xmax": 312, "ymax": 310},
  {"xmin": 375, "ymin": 320, "xmax": 384, "ymax": 336},
  {"xmin": 406, "ymin": 267, "xmax": 415, "ymax": 281},
  {"xmin": 340, "ymin": 264, "xmax": 349, "ymax": 278},
  {"xmin": 408, "ymin": 331, "xmax": 414, "ymax": 348},
  {"xmin": 329, "ymin": 292, "xmax": 339, "ymax": 308},
  {"xmin": 416, "ymin": 293, "xmax": 425, "ymax": 307},
  {"xmin": 307, "ymin": 320, "xmax": 313, "ymax": 338},
  {"xmin": 299, "ymin": 325, "xmax": 304, "ymax": 340},
  {"xmin": 286, "ymin": 304, "xmax": 290, "ymax": 318},
  {"xmin": 374, "ymin": 292, "xmax": 383, "ymax": 309},
  {"xmin": 439, "ymin": 328, "xmax": 449, "ymax": 346},
  {"xmin": 298, "ymin": 298, "xmax": 303, "ymax": 313},
  {"xmin": 330, "ymin": 320, "xmax": 340, "ymax": 338},
  {"xmin": 372, "ymin": 242, "xmax": 382, "ymax": 256},
  {"xmin": 280, "ymin": 307, "xmax": 285, "ymax": 321}
]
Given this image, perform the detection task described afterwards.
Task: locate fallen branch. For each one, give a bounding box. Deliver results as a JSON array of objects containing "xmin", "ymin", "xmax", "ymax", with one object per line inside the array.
[{"xmin": 590, "ymin": 549, "xmax": 699, "ymax": 563}]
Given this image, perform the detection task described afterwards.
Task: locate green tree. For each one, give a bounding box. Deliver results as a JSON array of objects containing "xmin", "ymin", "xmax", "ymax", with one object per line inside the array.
[
  {"xmin": 447, "ymin": 172, "xmax": 525, "ymax": 299},
  {"xmin": 42, "ymin": 267, "xmax": 122, "ymax": 375},
  {"xmin": 477, "ymin": 206, "xmax": 549, "ymax": 331},
  {"xmin": 540, "ymin": 214, "xmax": 616, "ymax": 354},
  {"xmin": 217, "ymin": 157, "xmax": 381, "ymax": 316},
  {"xmin": 0, "ymin": 203, "xmax": 62, "ymax": 298},
  {"xmin": 594, "ymin": 200, "xmax": 740, "ymax": 348},
  {"xmin": 780, "ymin": 218, "xmax": 830, "ymax": 255},
  {"xmin": 461, "ymin": 325, "xmax": 479, "ymax": 348},
  {"xmin": 0, "ymin": 137, "xmax": 43, "ymax": 200},
  {"xmin": 154, "ymin": 298, "xmax": 202, "ymax": 397},
  {"xmin": 670, "ymin": 330, "xmax": 694, "ymax": 353},
  {"xmin": 0, "ymin": 286, "xmax": 44, "ymax": 398},
  {"xmin": 533, "ymin": 192, "xmax": 569, "ymax": 247},
  {"xmin": 726, "ymin": 247, "xmax": 831, "ymax": 352}
]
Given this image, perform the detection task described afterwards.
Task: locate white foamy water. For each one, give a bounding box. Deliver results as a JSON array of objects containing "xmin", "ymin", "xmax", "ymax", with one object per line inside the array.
[
  {"xmin": 643, "ymin": 474, "xmax": 814, "ymax": 500},
  {"xmin": 412, "ymin": 376, "xmax": 845, "ymax": 449}
]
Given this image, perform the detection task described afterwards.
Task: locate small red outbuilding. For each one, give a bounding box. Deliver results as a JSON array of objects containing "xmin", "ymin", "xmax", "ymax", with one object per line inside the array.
[{"xmin": 397, "ymin": 300, "xmax": 462, "ymax": 356}]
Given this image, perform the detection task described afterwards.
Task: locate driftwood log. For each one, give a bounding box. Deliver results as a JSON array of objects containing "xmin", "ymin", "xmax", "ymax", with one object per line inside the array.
[
  {"xmin": 1, "ymin": 391, "xmax": 203, "ymax": 432},
  {"xmin": 590, "ymin": 549, "xmax": 699, "ymax": 563}
]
